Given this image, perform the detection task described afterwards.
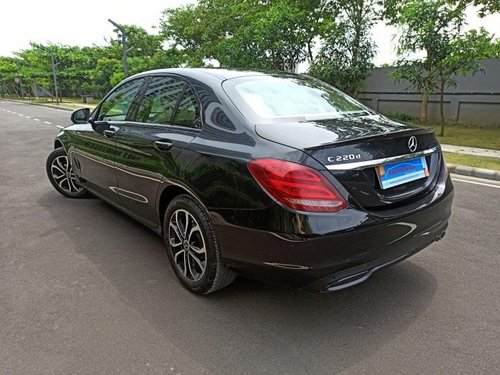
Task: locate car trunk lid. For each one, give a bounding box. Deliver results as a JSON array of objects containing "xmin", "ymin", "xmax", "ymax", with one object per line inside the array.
[{"xmin": 255, "ymin": 116, "xmax": 442, "ymax": 209}]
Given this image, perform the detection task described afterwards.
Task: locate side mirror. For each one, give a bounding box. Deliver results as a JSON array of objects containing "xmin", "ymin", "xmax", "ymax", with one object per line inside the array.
[{"xmin": 70, "ymin": 108, "xmax": 91, "ymax": 124}]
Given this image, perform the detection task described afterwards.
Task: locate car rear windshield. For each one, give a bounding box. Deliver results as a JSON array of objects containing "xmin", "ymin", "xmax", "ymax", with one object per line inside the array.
[{"xmin": 222, "ymin": 75, "xmax": 371, "ymax": 123}]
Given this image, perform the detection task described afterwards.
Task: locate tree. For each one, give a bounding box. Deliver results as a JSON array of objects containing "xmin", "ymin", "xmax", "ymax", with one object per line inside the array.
[
  {"xmin": 435, "ymin": 28, "xmax": 499, "ymax": 135},
  {"xmin": 161, "ymin": 0, "xmax": 321, "ymax": 70},
  {"xmin": 14, "ymin": 44, "xmax": 54, "ymax": 97},
  {"xmin": 0, "ymin": 56, "xmax": 19, "ymax": 96},
  {"xmin": 240, "ymin": 0, "xmax": 319, "ymax": 70},
  {"xmin": 160, "ymin": 3, "xmax": 211, "ymax": 67},
  {"xmin": 385, "ymin": 0, "xmax": 499, "ymax": 134},
  {"xmin": 384, "ymin": 0, "xmax": 467, "ymax": 123},
  {"xmin": 106, "ymin": 25, "xmax": 182, "ymax": 87},
  {"xmin": 162, "ymin": 0, "xmax": 378, "ymax": 94},
  {"xmin": 451, "ymin": 0, "xmax": 500, "ymax": 17},
  {"xmin": 309, "ymin": 0, "xmax": 378, "ymax": 96},
  {"xmin": 0, "ymin": 24, "xmax": 183, "ymax": 99}
]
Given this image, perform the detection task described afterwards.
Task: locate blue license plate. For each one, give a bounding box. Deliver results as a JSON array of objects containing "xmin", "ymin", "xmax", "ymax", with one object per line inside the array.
[{"xmin": 376, "ymin": 157, "xmax": 429, "ymax": 189}]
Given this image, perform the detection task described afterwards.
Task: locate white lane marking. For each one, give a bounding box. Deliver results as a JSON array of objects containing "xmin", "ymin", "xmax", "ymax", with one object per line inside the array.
[
  {"xmin": 452, "ymin": 177, "xmax": 500, "ymax": 189},
  {"xmin": 1, "ymin": 107, "xmax": 63, "ymax": 129}
]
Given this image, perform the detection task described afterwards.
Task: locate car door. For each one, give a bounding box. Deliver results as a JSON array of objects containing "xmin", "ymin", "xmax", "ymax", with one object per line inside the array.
[
  {"xmin": 112, "ymin": 75, "xmax": 201, "ymax": 227},
  {"xmin": 71, "ymin": 78, "xmax": 146, "ymax": 202}
]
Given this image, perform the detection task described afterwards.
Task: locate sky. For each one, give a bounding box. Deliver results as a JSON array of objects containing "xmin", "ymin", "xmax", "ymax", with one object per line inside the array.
[{"xmin": 1, "ymin": 0, "xmax": 499, "ymax": 67}]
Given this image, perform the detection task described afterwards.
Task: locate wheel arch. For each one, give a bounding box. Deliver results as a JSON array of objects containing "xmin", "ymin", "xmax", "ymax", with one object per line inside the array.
[
  {"xmin": 158, "ymin": 184, "xmax": 206, "ymax": 232},
  {"xmin": 54, "ymin": 139, "xmax": 64, "ymax": 150}
]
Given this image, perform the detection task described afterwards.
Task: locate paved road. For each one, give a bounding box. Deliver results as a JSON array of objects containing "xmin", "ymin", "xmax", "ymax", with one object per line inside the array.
[{"xmin": 1, "ymin": 100, "xmax": 499, "ymax": 374}]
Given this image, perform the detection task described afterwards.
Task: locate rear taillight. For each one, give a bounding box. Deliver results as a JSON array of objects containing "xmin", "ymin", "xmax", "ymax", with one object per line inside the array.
[{"xmin": 248, "ymin": 158, "xmax": 348, "ymax": 213}]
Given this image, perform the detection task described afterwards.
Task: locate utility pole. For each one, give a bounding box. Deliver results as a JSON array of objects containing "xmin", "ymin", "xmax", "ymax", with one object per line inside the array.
[
  {"xmin": 50, "ymin": 52, "xmax": 60, "ymax": 104},
  {"xmin": 15, "ymin": 77, "xmax": 24, "ymax": 98},
  {"xmin": 108, "ymin": 18, "xmax": 128, "ymax": 78},
  {"xmin": 41, "ymin": 45, "xmax": 60, "ymax": 104}
]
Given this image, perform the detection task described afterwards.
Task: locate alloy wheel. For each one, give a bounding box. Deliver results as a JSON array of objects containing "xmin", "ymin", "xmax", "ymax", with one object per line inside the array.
[
  {"xmin": 168, "ymin": 209, "xmax": 207, "ymax": 282},
  {"xmin": 50, "ymin": 155, "xmax": 83, "ymax": 194}
]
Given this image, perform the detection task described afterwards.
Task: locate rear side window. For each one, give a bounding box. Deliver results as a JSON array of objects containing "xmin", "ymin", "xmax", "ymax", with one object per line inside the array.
[
  {"xmin": 136, "ymin": 77, "xmax": 185, "ymax": 125},
  {"xmin": 172, "ymin": 87, "xmax": 201, "ymax": 128},
  {"xmin": 97, "ymin": 78, "xmax": 144, "ymax": 121}
]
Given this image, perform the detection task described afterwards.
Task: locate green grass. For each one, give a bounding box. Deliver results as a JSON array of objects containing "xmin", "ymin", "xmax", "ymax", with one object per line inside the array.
[
  {"xmin": 385, "ymin": 113, "xmax": 500, "ymax": 150},
  {"xmin": 433, "ymin": 125, "xmax": 500, "ymax": 150},
  {"xmin": 417, "ymin": 123, "xmax": 500, "ymax": 151},
  {"xmin": 48, "ymin": 101, "xmax": 98, "ymax": 110},
  {"xmin": 444, "ymin": 152, "xmax": 500, "ymax": 171}
]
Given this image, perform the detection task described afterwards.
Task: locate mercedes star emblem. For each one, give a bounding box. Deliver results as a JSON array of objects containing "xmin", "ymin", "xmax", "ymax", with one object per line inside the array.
[{"xmin": 408, "ymin": 136, "xmax": 418, "ymax": 152}]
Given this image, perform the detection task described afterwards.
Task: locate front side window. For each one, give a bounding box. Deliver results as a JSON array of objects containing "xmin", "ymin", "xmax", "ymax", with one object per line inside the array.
[
  {"xmin": 97, "ymin": 79, "xmax": 145, "ymax": 121},
  {"xmin": 223, "ymin": 75, "xmax": 371, "ymax": 123},
  {"xmin": 136, "ymin": 77, "xmax": 185, "ymax": 125}
]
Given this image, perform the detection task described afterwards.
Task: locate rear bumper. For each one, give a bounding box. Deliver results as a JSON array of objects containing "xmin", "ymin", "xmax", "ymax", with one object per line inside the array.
[
  {"xmin": 214, "ymin": 183, "xmax": 453, "ymax": 291},
  {"xmin": 306, "ymin": 228, "xmax": 445, "ymax": 291}
]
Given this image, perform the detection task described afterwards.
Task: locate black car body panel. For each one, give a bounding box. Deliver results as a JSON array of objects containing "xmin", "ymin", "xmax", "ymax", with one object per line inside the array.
[
  {"xmin": 213, "ymin": 161, "xmax": 453, "ymax": 291},
  {"xmin": 52, "ymin": 68, "xmax": 454, "ymax": 291},
  {"xmin": 254, "ymin": 115, "xmax": 416, "ymax": 149}
]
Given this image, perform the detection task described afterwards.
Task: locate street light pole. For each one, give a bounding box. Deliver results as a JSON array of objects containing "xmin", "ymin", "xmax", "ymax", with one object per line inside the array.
[
  {"xmin": 108, "ymin": 18, "xmax": 128, "ymax": 78},
  {"xmin": 50, "ymin": 52, "xmax": 60, "ymax": 104},
  {"xmin": 41, "ymin": 45, "xmax": 60, "ymax": 104}
]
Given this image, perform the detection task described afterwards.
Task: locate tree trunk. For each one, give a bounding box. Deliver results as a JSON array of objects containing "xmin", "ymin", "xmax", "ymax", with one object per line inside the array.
[
  {"xmin": 439, "ymin": 79, "xmax": 445, "ymax": 136},
  {"xmin": 307, "ymin": 40, "xmax": 314, "ymax": 63},
  {"xmin": 420, "ymin": 92, "xmax": 429, "ymax": 124}
]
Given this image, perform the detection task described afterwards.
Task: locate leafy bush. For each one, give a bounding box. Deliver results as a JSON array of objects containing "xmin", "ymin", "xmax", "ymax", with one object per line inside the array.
[{"xmin": 386, "ymin": 112, "xmax": 417, "ymax": 122}]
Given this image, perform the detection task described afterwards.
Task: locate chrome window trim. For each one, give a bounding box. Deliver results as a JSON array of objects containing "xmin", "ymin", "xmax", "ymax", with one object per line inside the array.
[{"xmin": 325, "ymin": 146, "xmax": 440, "ymax": 171}]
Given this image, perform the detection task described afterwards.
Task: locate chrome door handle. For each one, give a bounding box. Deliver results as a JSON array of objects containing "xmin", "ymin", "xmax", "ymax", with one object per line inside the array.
[
  {"xmin": 103, "ymin": 129, "xmax": 116, "ymax": 138},
  {"xmin": 155, "ymin": 140, "xmax": 173, "ymax": 151}
]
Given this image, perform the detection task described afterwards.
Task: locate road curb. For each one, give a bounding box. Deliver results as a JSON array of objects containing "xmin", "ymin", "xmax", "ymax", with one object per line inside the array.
[
  {"xmin": 441, "ymin": 144, "xmax": 500, "ymax": 160},
  {"xmin": 447, "ymin": 163, "xmax": 500, "ymax": 181},
  {"xmin": 1, "ymin": 98, "xmax": 75, "ymax": 112}
]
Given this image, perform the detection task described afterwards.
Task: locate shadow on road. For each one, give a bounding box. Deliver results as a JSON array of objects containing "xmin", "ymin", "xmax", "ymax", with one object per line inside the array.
[{"xmin": 39, "ymin": 190, "xmax": 438, "ymax": 374}]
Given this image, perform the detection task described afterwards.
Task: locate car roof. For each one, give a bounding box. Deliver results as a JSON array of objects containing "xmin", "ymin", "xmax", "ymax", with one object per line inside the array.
[{"xmin": 130, "ymin": 68, "xmax": 297, "ymax": 82}]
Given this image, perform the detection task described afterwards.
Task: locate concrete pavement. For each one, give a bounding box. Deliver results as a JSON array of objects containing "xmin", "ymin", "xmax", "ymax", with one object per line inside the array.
[
  {"xmin": 447, "ymin": 163, "xmax": 500, "ymax": 181},
  {"xmin": 441, "ymin": 144, "xmax": 500, "ymax": 159}
]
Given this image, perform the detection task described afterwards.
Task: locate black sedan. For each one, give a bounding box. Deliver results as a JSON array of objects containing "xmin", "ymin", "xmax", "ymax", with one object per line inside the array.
[{"xmin": 46, "ymin": 69, "xmax": 454, "ymax": 294}]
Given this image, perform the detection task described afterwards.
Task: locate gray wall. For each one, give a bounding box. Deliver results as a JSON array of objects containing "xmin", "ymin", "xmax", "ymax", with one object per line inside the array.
[{"xmin": 358, "ymin": 59, "xmax": 500, "ymax": 126}]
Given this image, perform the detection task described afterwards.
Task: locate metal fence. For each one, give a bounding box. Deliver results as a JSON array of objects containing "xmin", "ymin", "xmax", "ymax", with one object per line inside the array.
[{"xmin": 357, "ymin": 59, "xmax": 500, "ymax": 127}]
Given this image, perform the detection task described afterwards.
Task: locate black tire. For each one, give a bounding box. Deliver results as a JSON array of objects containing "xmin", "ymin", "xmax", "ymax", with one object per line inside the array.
[
  {"xmin": 163, "ymin": 194, "xmax": 236, "ymax": 294},
  {"xmin": 46, "ymin": 147, "xmax": 88, "ymax": 198}
]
